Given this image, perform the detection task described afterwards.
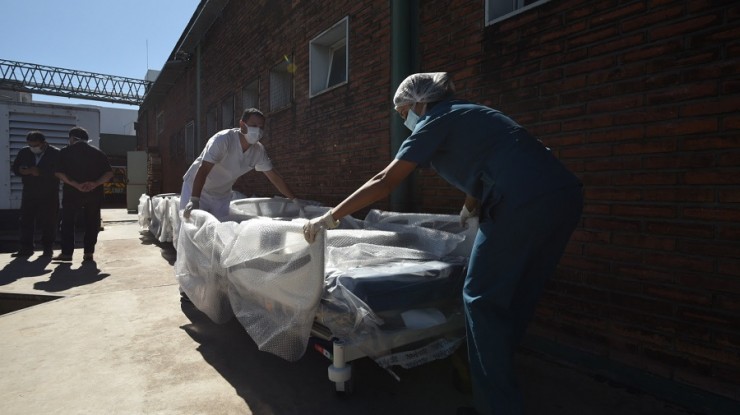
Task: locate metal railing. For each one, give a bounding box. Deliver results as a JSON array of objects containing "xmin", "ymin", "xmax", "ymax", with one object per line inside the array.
[{"xmin": 0, "ymin": 58, "xmax": 151, "ymax": 106}]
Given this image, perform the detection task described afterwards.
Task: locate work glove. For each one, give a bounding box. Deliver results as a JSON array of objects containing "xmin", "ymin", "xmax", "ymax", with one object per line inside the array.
[
  {"xmin": 459, "ymin": 204, "xmax": 479, "ymax": 228},
  {"xmin": 303, "ymin": 210, "xmax": 339, "ymax": 243},
  {"xmin": 291, "ymin": 198, "xmax": 307, "ymax": 218},
  {"xmin": 184, "ymin": 196, "xmax": 200, "ymax": 219}
]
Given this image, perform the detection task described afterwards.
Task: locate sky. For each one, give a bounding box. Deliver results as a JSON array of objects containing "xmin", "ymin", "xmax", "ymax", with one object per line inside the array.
[{"xmin": 0, "ymin": 0, "xmax": 201, "ymax": 109}]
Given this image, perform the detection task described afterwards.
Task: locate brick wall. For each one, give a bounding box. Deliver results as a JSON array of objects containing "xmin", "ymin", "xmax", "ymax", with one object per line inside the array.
[
  {"xmin": 416, "ymin": 0, "xmax": 739, "ymax": 400},
  {"xmin": 140, "ymin": 0, "xmax": 740, "ymax": 402},
  {"xmin": 153, "ymin": 0, "xmax": 395, "ymax": 208}
]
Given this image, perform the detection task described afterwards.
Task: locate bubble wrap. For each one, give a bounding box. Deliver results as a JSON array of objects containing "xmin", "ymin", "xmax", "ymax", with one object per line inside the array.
[
  {"xmin": 149, "ymin": 193, "xmax": 179, "ymax": 243},
  {"xmin": 175, "ymin": 210, "xmax": 235, "ymax": 324},
  {"xmin": 316, "ymin": 211, "xmax": 474, "ymax": 363},
  {"xmin": 137, "ymin": 194, "xmax": 151, "ymax": 230},
  {"xmin": 223, "ymin": 219, "xmax": 324, "ymax": 361},
  {"xmin": 175, "ymin": 197, "xmax": 476, "ymax": 363}
]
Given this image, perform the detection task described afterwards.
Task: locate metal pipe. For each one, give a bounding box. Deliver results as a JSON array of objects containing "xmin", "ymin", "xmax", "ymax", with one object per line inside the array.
[
  {"xmin": 195, "ymin": 44, "xmax": 202, "ymax": 148},
  {"xmin": 389, "ymin": 0, "xmax": 419, "ymax": 212}
]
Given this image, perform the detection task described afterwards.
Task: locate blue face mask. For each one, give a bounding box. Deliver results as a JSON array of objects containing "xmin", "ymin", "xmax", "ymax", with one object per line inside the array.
[{"xmin": 404, "ymin": 109, "xmax": 420, "ymax": 131}]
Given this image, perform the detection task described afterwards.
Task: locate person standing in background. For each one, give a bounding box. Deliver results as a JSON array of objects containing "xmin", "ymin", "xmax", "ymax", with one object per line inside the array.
[
  {"xmin": 11, "ymin": 130, "xmax": 61, "ymax": 257},
  {"xmin": 54, "ymin": 126, "xmax": 113, "ymax": 262}
]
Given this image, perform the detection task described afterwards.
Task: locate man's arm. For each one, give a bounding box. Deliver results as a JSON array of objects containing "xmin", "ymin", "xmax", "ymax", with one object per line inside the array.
[
  {"xmin": 11, "ymin": 149, "xmax": 31, "ymax": 176},
  {"xmin": 263, "ymin": 169, "xmax": 296, "ymax": 199},
  {"xmin": 55, "ymin": 172, "xmax": 84, "ymax": 192},
  {"xmin": 302, "ymin": 158, "xmax": 417, "ymax": 243},
  {"xmin": 191, "ymin": 161, "xmax": 215, "ymax": 198},
  {"xmin": 80, "ymin": 170, "xmax": 114, "ymax": 192},
  {"xmin": 331, "ymin": 158, "xmax": 417, "ymax": 220}
]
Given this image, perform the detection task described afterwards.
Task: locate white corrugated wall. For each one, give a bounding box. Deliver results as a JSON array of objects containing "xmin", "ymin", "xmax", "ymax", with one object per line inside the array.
[{"xmin": 1, "ymin": 101, "xmax": 100, "ymax": 209}]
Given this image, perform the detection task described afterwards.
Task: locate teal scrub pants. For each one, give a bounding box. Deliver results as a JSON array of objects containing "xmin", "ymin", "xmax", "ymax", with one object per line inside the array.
[{"xmin": 464, "ymin": 186, "xmax": 583, "ymax": 415}]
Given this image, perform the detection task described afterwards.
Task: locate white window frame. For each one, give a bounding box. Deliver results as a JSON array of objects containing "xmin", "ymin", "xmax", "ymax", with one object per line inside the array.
[
  {"xmin": 270, "ymin": 58, "xmax": 294, "ymax": 111},
  {"xmin": 309, "ymin": 16, "xmax": 349, "ymax": 98},
  {"xmin": 485, "ymin": 0, "xmax": 551, "ymax": 26}
]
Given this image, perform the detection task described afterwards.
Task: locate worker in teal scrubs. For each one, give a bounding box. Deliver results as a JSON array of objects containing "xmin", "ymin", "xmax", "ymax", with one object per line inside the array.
[{"xmin": 304, "ymin": 72, "xmax": 583, "ymax": 415}]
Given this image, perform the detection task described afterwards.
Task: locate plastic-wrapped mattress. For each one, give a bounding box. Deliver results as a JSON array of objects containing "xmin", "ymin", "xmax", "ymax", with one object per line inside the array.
[
  {"xmin": 324, "ymin": 259, "xmax": 467, "ymax": 313},
  {"xmin": 174, "ymin": 198, "xmax": 477, "ymax": 364}
]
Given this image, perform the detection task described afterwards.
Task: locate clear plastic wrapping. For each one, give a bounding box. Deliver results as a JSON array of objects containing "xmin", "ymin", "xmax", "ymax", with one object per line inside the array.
[
  {"xmin": 137, "ymin": 194, "xmax": 151, "ymax": 230},
  {"xmin": 175, "ymin": 210, "xmax": 235, "ymax": 324},
  {"xmin": 174, "ymin": 197, "xmax": 476, "ymax": 364},
  {"xmin": 149, "ymin": 193, "xmax": 179, "ymax": 243}
]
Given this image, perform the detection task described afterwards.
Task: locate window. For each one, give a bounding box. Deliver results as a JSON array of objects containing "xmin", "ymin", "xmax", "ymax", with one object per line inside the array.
[
  {"xmin": 156, "ymin": 111, "xmax": 164, "ymax": 145},
  {"xmin": 177, "ymin": 127, "xmax": 185, "ymax": 157},
  {"xmin": 270, "ymin": 58, "xmax": 293, "ymax": 111},
  {"xmin": 185, "ymin": 121, "xmax": 195, "ymax": 164},
  {"xmin": 221, "ymin": 95, "xmax": 234, "ymax": 128},
  {"xmin": 242, "ymin": 79, "xmax": 259, "ymax": 112},
  {"xmin": 169, "ymin": 133, "xmax": 178, "ymax": 159},
  {"xmin": 309, "ymin": 17, "xmax": 349, "ymax": 97},
  {"xmin": 485, "ymin": 0, "xmax": 550, "ymax": 25},
  {"xmin": 206, "ymin": 106, "xmax": 218, "ymax": 137}
]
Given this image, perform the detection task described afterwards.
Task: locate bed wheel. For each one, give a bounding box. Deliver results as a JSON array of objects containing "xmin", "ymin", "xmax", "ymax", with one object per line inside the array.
[
  {"xmin": 334, "ymin": 378, "xmax": 354, "ymax": 395},
  {"xmin": 329, "ymin": 363, "xmax": 353, "ymax": 394}
]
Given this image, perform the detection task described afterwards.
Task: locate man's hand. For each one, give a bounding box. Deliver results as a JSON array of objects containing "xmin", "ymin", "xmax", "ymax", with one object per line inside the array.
[
  {"xmin": 303, "ymin": 210, "xmax": 339, "ymax": 243},
  {"xmin": 19, "ymin": 166, "xmax": 40, "ymax": 176},
  {"xmin": 79, "ymin": 182, "xmax": 97, "ymax": 192},
  {"xmin": 460, "ymin": 204, "xmax": 479, "ymax": 228},
  {"xmin": 184, "ymin": 197, "xmax": 200, "ymax": 219}
]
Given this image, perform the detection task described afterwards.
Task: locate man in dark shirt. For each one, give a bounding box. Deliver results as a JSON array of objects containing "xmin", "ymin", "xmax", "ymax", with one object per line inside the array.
[
  {"xmin": 11, "ymin": 131, "xmax": 61, "ymax": 257},
  {"xmin": 54, "ymin": 126, "xmax": 113, "ymax": 262}
]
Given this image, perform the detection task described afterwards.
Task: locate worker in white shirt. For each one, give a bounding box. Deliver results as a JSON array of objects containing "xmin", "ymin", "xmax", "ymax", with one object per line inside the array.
[{"xmin": 180, "ymin": 108, "xmax": 299, "ymax": 219}]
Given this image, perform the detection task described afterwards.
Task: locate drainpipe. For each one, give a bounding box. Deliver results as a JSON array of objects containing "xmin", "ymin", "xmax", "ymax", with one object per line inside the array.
[
  {"xmin": 390, "ymin": 0, "xmax": 419, "ymax": 212},
  {"xmin": 195, "ymin": 44, "xmax": 202, "ymax": 147}
]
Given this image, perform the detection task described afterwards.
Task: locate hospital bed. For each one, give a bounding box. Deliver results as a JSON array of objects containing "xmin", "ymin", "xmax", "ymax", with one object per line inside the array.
[
  {"xmin": 138, "ymin": 192, "xmax": 180, "ymax": 244},
  {"xmin": 139, "ymin": 195, "xmax": 477, "ymax": 392}
]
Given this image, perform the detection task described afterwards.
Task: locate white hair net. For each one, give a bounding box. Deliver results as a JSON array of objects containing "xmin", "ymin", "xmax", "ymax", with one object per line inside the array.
[{"xmin": 393, "ymin": 72, "xmax": 455, "ymax": 107}]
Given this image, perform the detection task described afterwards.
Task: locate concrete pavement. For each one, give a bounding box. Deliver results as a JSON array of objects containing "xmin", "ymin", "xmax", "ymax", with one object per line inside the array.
[{"xmin": 0, "ymin": 209, "xmax": 703, "ymax": 414}]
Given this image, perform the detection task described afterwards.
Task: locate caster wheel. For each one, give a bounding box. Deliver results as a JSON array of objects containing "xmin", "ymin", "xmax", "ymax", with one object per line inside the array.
[{"xmin": 334, "ymin": 378, "xmax": 354, "ymax": 396}]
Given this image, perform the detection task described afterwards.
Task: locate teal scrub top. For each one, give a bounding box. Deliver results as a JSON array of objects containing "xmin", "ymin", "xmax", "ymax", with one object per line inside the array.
[{"xmin": 395, "ymin": 100, "xmax": 581, "ymax": 214}]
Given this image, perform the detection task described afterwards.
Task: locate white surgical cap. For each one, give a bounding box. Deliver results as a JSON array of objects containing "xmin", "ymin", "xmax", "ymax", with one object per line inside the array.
[{"xmin": 393, "ymin": 72, "xmax": 455, "ymax": 107}]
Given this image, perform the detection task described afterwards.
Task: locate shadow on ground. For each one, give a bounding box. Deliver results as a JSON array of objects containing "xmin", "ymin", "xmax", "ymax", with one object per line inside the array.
[
  {"xmin": 139, "ymin": 232, "xmax": 177, "ymax": 265},
  {"xmin": 178, "ymin": 299, "xmax": 470, "ymax": 415},
  {"xmin": 33, "ymin": 261, "xmax": 110, "ymax": 292},
  {"xmin": 0, "ymin": 256, "xmax": 53, "ymax": 286}
]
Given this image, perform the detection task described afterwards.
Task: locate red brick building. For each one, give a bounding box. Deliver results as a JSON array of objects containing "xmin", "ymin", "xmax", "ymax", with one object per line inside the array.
[{"xmin": 138, "ymin": 1, "xmax": 740, "ymax": 411}]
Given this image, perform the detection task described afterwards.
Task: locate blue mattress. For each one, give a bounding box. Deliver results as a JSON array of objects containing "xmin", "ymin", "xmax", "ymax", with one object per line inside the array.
[{"xmin": 325, "ymin": 258, "xmax": 468, "ymax": 313}]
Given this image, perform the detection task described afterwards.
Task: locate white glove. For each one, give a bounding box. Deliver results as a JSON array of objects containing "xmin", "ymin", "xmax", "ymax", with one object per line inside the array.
[
  {"xmin": 292, "ymin": 198, "xmax": 306, "ymax": 218},
  {"xmin": 303, "ymin": 210, "xmax": 339, "ymax": 243},
  {"xmin": 459, "ymin": 204, "xmax": 478, "ymax": 228},
  {"xmin": 184, "ymin": 196, "xmax": 200, "ymax": 219}
]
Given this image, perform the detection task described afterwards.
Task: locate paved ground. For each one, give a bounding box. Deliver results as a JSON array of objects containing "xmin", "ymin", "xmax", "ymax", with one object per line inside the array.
[{"xmin": 0, "ymin": 209, "xmax": 709, "ymax": 414}]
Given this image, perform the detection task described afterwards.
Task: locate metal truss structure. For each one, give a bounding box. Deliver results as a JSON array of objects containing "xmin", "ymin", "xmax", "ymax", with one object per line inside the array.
[{"xmin": 0, "ymin": 59, "xmax": 151, "ymax": 106}]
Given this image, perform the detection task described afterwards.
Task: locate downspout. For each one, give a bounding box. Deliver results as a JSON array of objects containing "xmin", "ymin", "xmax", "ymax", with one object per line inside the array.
[
  {"xmin": 195, "ymin": 44, "xmax": 202, "ymax": 147},
  {"xmin": 389, "ymin": 0, "xmax": 419, "ymax": 212}
]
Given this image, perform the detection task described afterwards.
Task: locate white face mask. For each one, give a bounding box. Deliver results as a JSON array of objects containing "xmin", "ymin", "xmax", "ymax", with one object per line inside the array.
[
  {"xmin": 404, "ymin": 109, "xmax": 420, "ymax": 131},
  {"xmin": 246, "ymin": 126, "xmax": 263, "ymax": 144},
  {"xmin": 29, "ymin": 145, "xmax": 44, "ymax": 155}
]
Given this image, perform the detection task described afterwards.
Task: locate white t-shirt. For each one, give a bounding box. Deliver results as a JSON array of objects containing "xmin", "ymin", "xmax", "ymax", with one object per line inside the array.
[{"xmin": 183, "ymin": 128, "xmax": 273, "ymax": 197}]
